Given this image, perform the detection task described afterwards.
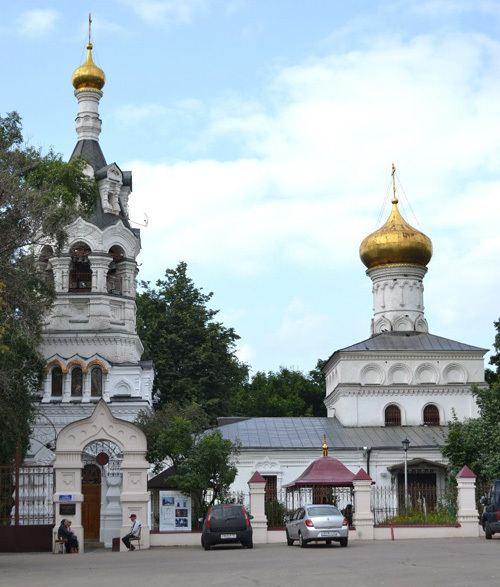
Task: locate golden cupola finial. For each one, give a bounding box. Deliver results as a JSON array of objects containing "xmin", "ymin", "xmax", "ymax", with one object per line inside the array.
[
  {"xmin": 359, "ymin": 164, "xmax": 433, "ymax": 270},
  {"xmin": 72, "ymin": 14, "xmax": 106, "ymax": 92},
  {"xmin": 323, "ymin": 434, "xmax": 328, "ymax": 458}
]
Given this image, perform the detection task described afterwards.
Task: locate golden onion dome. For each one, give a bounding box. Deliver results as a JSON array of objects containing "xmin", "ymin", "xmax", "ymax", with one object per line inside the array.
[
  {"xmin": 72, "ymin": 43, "xmax": 106, "ymax": 92},
  {"xmin": 359, "ymin": 195, "xmax": 433, "ymax": 270}
]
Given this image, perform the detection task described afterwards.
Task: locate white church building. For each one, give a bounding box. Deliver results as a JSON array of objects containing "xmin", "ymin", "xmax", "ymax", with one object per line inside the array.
[
  {"xmin": 23, "ymin": 26, "xmax": 487, "ymax": 542},
  {"xmin": 28, "ymin": 35, "xmax": 153, "ymax": 548},
  {"xmin": 218, "ymin": 169, "xmax": 487, "ymax": 500}
]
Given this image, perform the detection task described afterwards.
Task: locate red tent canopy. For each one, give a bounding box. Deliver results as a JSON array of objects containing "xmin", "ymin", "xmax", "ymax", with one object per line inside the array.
[{"xmin": 283, "ymin": 456, "xmax": 355, "ymax": 488}]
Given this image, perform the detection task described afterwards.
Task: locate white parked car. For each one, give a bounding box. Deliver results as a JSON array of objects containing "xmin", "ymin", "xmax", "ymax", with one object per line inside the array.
[{"xmin": 286, "ymin": 504, "xmax": 349, "ymax": 548}]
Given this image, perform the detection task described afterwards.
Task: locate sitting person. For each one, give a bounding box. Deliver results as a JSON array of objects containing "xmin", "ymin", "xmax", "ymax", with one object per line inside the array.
[
  {"xmin": 57, "ymin": 518, "xmax": 79, "ymax": 553},
  {"xmin": 341, "ymin": 504, "xmax": 353, "ymax": 527},
  {"xmin": 122, "ymin": 514, "xmax": 141, "ymax": 550}
]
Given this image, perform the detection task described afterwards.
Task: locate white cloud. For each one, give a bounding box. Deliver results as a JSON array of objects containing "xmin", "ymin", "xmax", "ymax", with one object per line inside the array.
[
  {"xmin": 263, "ymin": 298, "xmax": 335, "ymax": 365},
  {"xmin": 129, "ymin": 32, "xmax": 499, "ymax": 276},
  {"xmin": 126, "ymin": 26, "xmax": 500, "ymax": 369},
  {"xmin": 16, "ymin": 9, "xmax": 60, "ymax": 38}
]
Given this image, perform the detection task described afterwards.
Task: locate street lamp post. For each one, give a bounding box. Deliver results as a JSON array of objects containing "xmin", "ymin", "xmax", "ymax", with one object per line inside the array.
[{"xmin": 402, "ymin": 437, "xmax": 410, "ymax": 511}]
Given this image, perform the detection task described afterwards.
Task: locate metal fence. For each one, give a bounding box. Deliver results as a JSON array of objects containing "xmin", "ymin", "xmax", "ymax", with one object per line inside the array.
[
  {"xmin": 371, "ymin": 483, "xmax": 454, "ymax": 525},
  {"xmin": 0, "ymin": 464, "xmax": 54, "ymax": 526},
  {"xmin": 264, "ymin": 486, "xmax": 354, "ymax": 527}
]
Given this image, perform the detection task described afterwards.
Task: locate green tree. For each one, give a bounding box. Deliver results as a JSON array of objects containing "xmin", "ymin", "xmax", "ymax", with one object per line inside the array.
[
  {"xmin": 0, "ymin": 112, "xmax": 96, "ymax": 464},
  {"xmin": 229, "ymin": 360, "xmax": 326, "ymax": 417},
  {"xmin": 136, "ymin": 262, "xmax": 248, "ymax": 421},
  {"xmin": 485, "ymin": 317, "xmax": 500, "ymax": 384},
  {"xmin": 443, "ymin": 318, "xmax": 500, "ymax": 483},
  {"xmin": 172, "ymin": 430, "xmax": 239, "ymax": 514},
  {"xmin": 136, "ymin": 404, "xmax": 239, "ymax": 514},
  {"xmin": 136, "ymin": 402, "xmax": 209, "ymax": 471}
]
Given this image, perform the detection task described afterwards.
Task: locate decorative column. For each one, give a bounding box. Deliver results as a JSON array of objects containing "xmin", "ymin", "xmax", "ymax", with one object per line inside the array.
[
  {"xmin": 115, "ymin": 261, "xmax": 137, "ymax": 297},
  {"xmin": 248, "ymin": 471, "xmax": 268, "ymax": 544},
  {"xmin": 456, "ymin": 465, "xmax": 480, "ymax": 537},
  {"xmin": 352, "ymin": 469, "xmax": 374, "ymax": 540},
  {"xmin": 52, "ymin": 451, "xmax": 84, "ymax": 554},
  {"xmin": 62, "ymin": 369, "xmax": 71, "ymax": 403},
  {"xmin": 82, "ymin": 370, "xmax": 91, "ymax": 403},
  {"xmin": 119, "ymin": 451, "xmax": 151, "ymax": 550},
  {"xmin": 49, "ymin": 257, "xmax": 71, "ymax": 293},
  {"xmin": 88, "ymin": 255, "xmax": 110, "ymax": 293}
]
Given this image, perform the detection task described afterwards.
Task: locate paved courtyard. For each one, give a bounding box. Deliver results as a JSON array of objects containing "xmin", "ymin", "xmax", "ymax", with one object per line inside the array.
[{"xmin": 1, "ymin": 538, "xmax": 499, "ymax": 587}]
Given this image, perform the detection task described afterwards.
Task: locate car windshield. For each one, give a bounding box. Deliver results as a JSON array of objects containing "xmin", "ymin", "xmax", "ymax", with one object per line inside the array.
[
  {"xmin": 307, "ymin": 506, "xmax": 341, "ymax": 517},
  {"xmin": 211, "ymin": 506, "xmax": 244, "ymax": 521}
]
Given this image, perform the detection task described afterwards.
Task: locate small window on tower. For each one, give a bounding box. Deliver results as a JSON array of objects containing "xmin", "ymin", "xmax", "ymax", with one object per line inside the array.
[
  {"xmin": 69, "ymin": 242, "xmax": 92, "ymax": 292},
  {"xmin": 51, "ymin": 367, "xmax": 63, "ymax": 397},
  {"xmin": 71, "ymin": 367, "xmax": 83, "ymax": 397},
  {"xmin": 91, "ymin": 367, "xmax": 103, "ymax": 397}
]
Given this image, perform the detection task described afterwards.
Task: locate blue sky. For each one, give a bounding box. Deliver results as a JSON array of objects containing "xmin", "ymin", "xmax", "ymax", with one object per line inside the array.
[{"xmin": 1, "ymin": 1, "xmax": 499, "ymax": 374}]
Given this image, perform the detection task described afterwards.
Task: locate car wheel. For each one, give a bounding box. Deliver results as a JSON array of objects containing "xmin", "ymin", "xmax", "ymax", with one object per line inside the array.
[
  {"xmin": 201, "ymin": 536, "xmax": 210, "ymax": 550},
  {"xmin": 340, "ymin": 537, "xmax": 348, "ymax": 547},
  {"xmin": 286, "ymin": 530, "xmax": 294, "ymax": 546},
  {"xmin": 298, "ymin": 532, "xmax": 308, "ymax": 548},
  {"xmin": 245, "ymin": 540, "xmax": 253, "ymax": 549},
  {"xmin": 485, "ymin": 522, "xmax": 493, "ymax": 540}
]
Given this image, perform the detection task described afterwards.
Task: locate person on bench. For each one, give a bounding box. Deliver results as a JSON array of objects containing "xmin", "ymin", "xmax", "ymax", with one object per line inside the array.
[
  {"xmin": 122, "ymin": 514, "xmax": 141, "ymax": 550},
  {"xmin": 57, "ymin": 519, "xmax": 79, "ymax": 553}
]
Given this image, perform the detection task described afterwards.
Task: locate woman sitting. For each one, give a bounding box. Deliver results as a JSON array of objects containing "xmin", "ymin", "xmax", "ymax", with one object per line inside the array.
[{"xmin": 57, "ymin": 519, "xmax": 79, "ymax": 553}]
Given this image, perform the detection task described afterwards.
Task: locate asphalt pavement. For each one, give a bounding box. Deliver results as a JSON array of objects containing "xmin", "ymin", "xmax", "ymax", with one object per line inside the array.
[{"xmin": 1, "ymin": 538, "xmax": 499, "ymax": 587}]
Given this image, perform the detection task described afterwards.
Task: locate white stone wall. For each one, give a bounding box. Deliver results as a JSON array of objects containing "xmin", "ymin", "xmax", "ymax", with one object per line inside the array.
[
  {"xmin": 368, "ymin": 265, "xmax": 429, "ymax": 334},
  {"xmin": 324, "ymin": 352, "xmax": 484, "ymax": 426},
  {"xmin": 327, "ymin": 385, "xmax": 479, "ymax": 426},
  {"xmin": 228, "ymin": 448, "xmax": 447, "ymax": 497}
]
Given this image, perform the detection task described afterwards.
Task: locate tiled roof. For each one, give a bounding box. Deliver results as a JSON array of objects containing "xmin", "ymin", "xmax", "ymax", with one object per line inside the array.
[
  {"xmin": 335, "ymin": 331, "xmax": 487, "ymax": 354},
  {"xmin": 70, "ymin": 139, "xmax": 107, "ymax": 171}
]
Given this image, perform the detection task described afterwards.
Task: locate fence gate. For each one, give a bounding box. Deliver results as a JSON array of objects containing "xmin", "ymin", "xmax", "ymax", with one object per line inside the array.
[{"xmin": 0, "ymin": 457, "xmax": 54, "ymax": 552}]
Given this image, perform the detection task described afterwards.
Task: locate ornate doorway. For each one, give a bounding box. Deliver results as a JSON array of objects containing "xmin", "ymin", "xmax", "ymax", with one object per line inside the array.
[
  {"xmin": 82, "ymin": 464, "xmax": 101, "ymax": 539},
  {"xmin": 53, "ymin": 400, "xmax": 150, "ymax": 550}
]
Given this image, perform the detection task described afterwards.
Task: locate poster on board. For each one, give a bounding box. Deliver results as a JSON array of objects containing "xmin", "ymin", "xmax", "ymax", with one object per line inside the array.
[{"xmin": 159, "ymin": 491, "xmax": 191, "ymax": 531}]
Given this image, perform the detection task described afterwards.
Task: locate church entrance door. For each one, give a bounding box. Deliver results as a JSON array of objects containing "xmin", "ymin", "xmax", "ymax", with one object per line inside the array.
[{"xmin": 82, "ymin": 464, "xmax": 101, "ymax": 539}]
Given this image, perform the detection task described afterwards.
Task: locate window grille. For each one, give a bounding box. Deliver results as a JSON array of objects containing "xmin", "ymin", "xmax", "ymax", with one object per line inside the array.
[{"xmin": 385, "ymin": 405, "xmax": 401, "ymax": 426}]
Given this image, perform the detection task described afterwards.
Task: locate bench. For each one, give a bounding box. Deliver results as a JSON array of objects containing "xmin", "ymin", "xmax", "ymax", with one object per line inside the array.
[
  {"xmin": 129, "ymin": 530, "xmax": 141, "ymax": 550},
  {"xmin": 53, "ymin": 532, "xmax": 67, "ymax": 554}
]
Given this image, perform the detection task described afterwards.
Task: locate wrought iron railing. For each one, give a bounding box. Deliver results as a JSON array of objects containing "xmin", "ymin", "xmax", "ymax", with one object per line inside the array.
[
  {"xmin": 69, "ymin": 272, "xmax": 92, "ymax": 292},
  {"xmin": 0, "ymin": 464, "xmax": 54, "ymax": 526},
  {"xmin": 371, "ymin": 483, "xmax": 455, "ymax": 525}
]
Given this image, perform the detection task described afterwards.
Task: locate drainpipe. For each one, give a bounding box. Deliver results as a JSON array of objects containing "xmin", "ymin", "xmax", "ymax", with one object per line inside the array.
[{"xmin": 363, "ymin": 446, "xmax": 372, "ymax": 477}]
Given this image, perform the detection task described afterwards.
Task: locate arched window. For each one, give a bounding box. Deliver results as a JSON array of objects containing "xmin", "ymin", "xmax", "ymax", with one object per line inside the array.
[
  {"xmin": 423, "ymin": 404, "xmax": 440, "ymax": 426},
  {"xmin": 69, "ymin": 242, "xmax": 92, "ymax": 292},
  {"xmin": 71, "ymin": 367, "xmax": 83, "ymax": 397},
  {"xmin": 51, "ymin": 366, "xmax": 63, "ymax": 397},
  {"xmin": 107, "ymin": 246, "xmax": 125, "ymax": 295},
  {"xmin": 91, "ymin": 367, "xmax": 103, "ymax": 397},
  {"xmin": 385, "ymin": 405, "xmax": 401, "ymax": 426}
]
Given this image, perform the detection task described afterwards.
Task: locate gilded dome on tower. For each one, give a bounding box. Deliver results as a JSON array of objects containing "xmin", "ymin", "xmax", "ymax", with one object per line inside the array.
[
  {"xmin": 72, "ymin": 43, "xmax": 106, "ymax": 92},
  {"xmin": 359, "ymin": 195, "xmax": 433, "ymax": 270}
]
